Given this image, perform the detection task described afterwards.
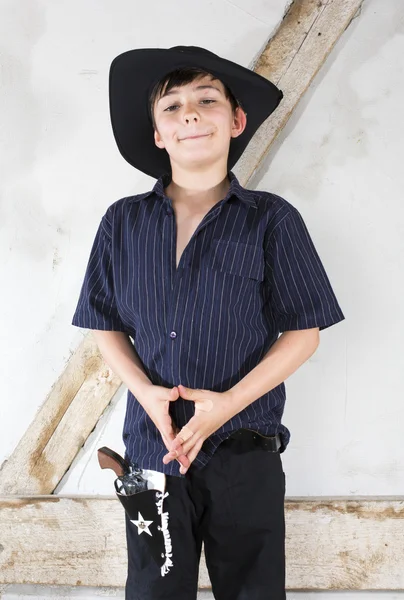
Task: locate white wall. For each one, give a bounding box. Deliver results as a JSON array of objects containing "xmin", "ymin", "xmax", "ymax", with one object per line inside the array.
[{"xmin": 2, "ymin": 0, "xmax": 404, "ymax": 597}]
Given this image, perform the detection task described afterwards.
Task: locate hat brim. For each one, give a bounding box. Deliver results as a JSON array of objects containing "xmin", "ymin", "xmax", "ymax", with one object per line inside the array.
[{"xmin": 109, "ymin": 46, "xmax": 283, "ymax": 179}]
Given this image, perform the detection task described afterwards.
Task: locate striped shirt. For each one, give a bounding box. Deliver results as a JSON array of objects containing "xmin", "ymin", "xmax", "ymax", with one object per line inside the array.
[{"xmin": 72, "ymin": 170, "xmax": 345, "ymax": 476}]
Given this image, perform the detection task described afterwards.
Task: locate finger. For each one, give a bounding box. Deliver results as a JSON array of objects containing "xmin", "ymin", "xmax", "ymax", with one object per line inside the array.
[
  {"xmin": 178, "ymin": 454, "xmax": 190, "ymax": 468},
  {"xmin": 166, "ymin": 427, "xmax": 195, "ymax": 459},
  {"xmin": 179, "ymin": 435, "xmax": 201, "ymax": 458},
  {"xmin": 179, "ymin": 425, "xmax": 195, "ymax": 440},
  {"xmin": 177, "ymin": 385, "xmax": 214, "ymax": 412},
  {"xmin": 162, "ymin": 431, "xmax": 193, "ymax": 461},
  {"xmin": 162, "ymin": 445, "xmax": 184, "ymax": 464},
  {"xmin": 163, "ymin": 433, "xmax": 202, "ymax": 464},
  {"xmin": 161, "ymin": 432, "xmax": 190, "ymax": 468},
  {"xmin": 159, "ymin": 416, "xmax": 190, "ymax": 467},
  {"xmin": 168, "ymin": 386, "xmax": 179, "ymax": 401},
  {"xmin": 162, "ymin": 446, "xmax": 191, "ymax": 469},
  {"xmin": 165, "ymin": 434, "xmax": 194, "ymax": 459},
  {"xmin": 177, "ymin": 384, "xmax": 198, "ymax": 398},
  {"xmin": 179, "ymin": 440, "xmax": 204, "ymax": 475},
  {"xmin": 173, "ymin": 425, "xmax": 195, "ymax": 447},
  {"xmin": 160, "ymin": 431, "xmax": 180, "ymax": 459},
  {"xmin": 166, "ymin": 417, "xmax": 199, "ymax": 452},
  {"xmin": 162, "ymin": 421, "xmax": 195, "ymax": 452}
]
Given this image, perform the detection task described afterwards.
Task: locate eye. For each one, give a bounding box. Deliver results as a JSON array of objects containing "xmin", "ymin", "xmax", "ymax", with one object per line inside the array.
[
  {"xmin": 164, "ymin": 104, "xmax": 180, "ymax": 112},
  {"xmin": 163, "ymin": 99, "xmax": 216, "ymax": 112}
]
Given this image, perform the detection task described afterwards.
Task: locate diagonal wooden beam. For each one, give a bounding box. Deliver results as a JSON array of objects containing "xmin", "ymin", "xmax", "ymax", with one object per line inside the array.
[
  {"xmin": 237, "ymin": 0, "xmax": 364, "ymax": 179},
  {"xmin": 0, "ymin": 335, "xmax": 121, "ymax": 495},
  {"xmin": 1, "ymin": 496, "xmax": 403, "ymax": 590},
  {"xmin": 0, "ymin": 0, "xmax": 364, "ymax": 495}
]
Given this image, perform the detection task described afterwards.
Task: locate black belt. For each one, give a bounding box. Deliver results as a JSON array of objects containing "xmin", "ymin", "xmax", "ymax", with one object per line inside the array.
[{"xmin": 225, "ymin": 428, "xmax": 282, "ymax": 453}]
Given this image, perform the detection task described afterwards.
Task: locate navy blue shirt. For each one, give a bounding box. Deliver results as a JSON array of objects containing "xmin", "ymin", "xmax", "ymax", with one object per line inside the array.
[{"xmin": 72, "ymin": 171, "xmax": 345, "ymax": 476}]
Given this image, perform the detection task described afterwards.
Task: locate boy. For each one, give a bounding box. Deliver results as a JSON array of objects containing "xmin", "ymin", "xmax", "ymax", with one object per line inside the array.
[{"xmin": 72, "ymin": 46, "xmax": 345, "ymax": 599}]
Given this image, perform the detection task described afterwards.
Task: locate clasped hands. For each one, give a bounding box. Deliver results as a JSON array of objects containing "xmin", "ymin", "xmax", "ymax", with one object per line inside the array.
[{"xmin": 163, "ymin": 384, "xmax": 233, "ymax": 475}]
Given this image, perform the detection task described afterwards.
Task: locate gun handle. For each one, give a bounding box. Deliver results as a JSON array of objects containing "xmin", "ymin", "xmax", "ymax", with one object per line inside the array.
[{"xmin": 97, "ymin": 446, "xmax": 130, "ymax": 477}]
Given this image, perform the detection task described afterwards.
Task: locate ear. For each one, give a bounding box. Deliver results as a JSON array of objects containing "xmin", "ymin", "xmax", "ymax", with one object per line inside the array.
[
  {"xmin": 231, "ymin": 106, "xmax": 247, "ymax": 139},
  {"xmin": 154, "ymin": 128, "xmax": 166, "ymax": 149}
]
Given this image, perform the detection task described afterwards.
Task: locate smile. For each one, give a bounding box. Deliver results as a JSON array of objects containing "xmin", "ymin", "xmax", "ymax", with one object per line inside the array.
[{"xmin": 180, "ymin": 133, "xmax": 212, "ymax": 140}]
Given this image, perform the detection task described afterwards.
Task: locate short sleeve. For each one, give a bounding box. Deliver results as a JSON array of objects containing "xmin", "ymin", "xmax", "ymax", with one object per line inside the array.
[
  {"xmin": 71, "ymin": 212, "xmax": 127, "ymax": 332},
  {"xmin": 264, "ymin": 208, "xmax": 345, "ymax": 332}
]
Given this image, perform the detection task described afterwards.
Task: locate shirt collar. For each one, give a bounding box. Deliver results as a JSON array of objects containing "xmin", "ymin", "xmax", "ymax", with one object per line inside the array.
[{"xmin": 142, "ymin": 171, "xmax": 258, "ymax": 208}]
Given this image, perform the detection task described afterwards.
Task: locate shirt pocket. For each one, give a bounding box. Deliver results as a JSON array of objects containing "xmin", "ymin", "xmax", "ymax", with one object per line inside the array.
[{"xmin": 210, "ymin": 238, "xmax": 264, "ymax": 282}]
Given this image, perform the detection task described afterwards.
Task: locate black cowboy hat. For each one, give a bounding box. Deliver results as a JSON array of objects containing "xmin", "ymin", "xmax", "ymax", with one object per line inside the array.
[{"xmin": 109, "ymin": 45, "xmax": 283, "ymax": 179}]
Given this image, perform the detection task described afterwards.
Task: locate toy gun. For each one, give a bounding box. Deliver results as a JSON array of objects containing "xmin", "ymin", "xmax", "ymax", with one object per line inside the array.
[{"xmin": 97, "ymin": 446, "xmax": 148, "ymax": 495}]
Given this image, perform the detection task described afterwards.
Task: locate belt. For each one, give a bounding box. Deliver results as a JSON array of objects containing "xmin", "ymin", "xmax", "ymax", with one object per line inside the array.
[{"xmin": 225, "ymin": 428, "xmax": 282, "ymax": 453}]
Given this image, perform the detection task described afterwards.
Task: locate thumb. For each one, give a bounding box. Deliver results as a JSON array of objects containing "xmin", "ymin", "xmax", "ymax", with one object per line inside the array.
[
  {"xmin": 178, "ymin": 384, "xmax": 213, "ymax": 412},
  {"xmin": 178, "ymin": 384, "xmax": 201, "ymax": 399},
  {"xmin": 167, "ymin": 386, "xmax": 179, "ymax": 401}
]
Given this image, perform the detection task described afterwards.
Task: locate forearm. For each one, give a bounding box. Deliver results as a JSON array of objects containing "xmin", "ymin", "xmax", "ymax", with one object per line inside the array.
[
  {"xmin": 91, "ymin": 330, "xmax": 153, "ymax": 401},
  {"xmin": 226, "ymin": 328, "xmax": 320, "ymax": 414}
]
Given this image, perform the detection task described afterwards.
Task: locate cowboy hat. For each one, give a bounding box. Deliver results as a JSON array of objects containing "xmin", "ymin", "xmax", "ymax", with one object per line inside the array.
[{"xmin": 109, "ymin": 45, "xmax": 283, "ymax": 179}]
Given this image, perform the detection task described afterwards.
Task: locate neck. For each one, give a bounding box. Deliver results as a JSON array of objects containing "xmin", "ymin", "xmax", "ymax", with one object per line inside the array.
[{"xmin": 164, "ymin": 165, "xmax": 231, "ymax": 209}]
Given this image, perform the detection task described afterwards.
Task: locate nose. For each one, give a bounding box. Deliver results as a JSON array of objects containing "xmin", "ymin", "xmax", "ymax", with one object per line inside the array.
[{"xmin": 182, "ymin": 104, "xmax": 200, "ymax": 123}]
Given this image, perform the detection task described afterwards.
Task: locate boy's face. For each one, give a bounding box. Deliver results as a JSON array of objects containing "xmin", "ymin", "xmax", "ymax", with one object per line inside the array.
[{"xmin": 152, "ymin": 74, "xmax": 247, "ymax": 171}]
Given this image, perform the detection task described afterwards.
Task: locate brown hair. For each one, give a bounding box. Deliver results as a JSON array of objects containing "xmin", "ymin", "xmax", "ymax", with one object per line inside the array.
[{"xmin": 148, "ymin": 67, "xmax": 241, "ymax": 130}]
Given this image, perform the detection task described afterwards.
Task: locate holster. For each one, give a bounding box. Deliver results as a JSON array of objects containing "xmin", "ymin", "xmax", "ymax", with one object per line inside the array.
[{"xmin": 115, "ymin": 472, "xmax": 174, "ymax": 577}]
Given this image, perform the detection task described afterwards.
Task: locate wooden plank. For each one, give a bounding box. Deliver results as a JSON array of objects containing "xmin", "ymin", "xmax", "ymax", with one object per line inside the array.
[
  {"xmin": 0, "ymin": 0, "xmax": 364, "ymax": 496},
  {"xmin": 0, "ymin": 496, "xmax": 403, "ymax": 590},
  {"xmin": 237, "ymin": 0, "xmax": 365, "ymax": 180},
  {"xmin": 0, "ymin": 335, "xmax": 121, "ymax": 495}
]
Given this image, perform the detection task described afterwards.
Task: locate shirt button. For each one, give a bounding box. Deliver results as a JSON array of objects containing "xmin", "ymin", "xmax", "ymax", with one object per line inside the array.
[
  {"xmin": 169, "ymin": 331, "xmax": 177, "ymax": 339},
  {"xmin": 166, "ymin": 209, "xmax": 172, "ymax": 215}
]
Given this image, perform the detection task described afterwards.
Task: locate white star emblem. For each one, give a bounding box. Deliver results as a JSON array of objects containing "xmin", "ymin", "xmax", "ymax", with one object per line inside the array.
[{"xmin": 130, "ymin": 512, "xmax": 153, "ymax": 536}]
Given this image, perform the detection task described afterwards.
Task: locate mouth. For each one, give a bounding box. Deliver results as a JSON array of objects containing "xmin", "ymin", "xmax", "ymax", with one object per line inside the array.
[{"xmin": 180, "ymin": 133, "xmax": 212, "ymax": 141}]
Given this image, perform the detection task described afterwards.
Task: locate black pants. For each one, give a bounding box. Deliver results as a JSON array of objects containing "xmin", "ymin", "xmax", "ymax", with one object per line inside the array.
[{"xmin": 125, "ymin": 431, "xmax": 286, "ymax": 599}]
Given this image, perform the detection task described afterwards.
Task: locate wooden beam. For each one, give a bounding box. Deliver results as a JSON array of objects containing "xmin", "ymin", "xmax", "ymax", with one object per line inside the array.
[
  {"xmin": 0, "ymin": 496, "xmax": 403, "ymax": 590},
  {"xmin": 0, "ymin": 0, "xmax": 364, "ymax": 496},
  {"xmin": 237, "ymin": 0, "xmax": 364, "ymax": 180},
  {"xmin": 0, "ymin": 335, "xmax": 121, "ymax": 495}
]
